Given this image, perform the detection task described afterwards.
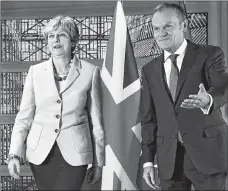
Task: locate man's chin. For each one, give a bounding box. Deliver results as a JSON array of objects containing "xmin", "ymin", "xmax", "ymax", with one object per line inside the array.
[{"xmin": 158, "ymin": 44, "xmax": 170, "ymax": 51}]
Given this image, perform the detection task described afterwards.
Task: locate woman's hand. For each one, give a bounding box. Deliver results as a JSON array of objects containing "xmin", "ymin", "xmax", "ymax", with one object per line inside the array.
[
  {"xmin": 87, "ymin": 166, "xmax": 102, "ymax": 184},
  {"xmin": 8, "ymin": 158, "xmax": 21, "ymax": 179}
]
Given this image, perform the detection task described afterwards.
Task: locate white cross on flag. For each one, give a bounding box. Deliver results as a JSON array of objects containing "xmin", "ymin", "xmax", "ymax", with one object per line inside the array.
[{"xmin": 101, "ymin": 1, "xmax": 142, "ymax": 190}]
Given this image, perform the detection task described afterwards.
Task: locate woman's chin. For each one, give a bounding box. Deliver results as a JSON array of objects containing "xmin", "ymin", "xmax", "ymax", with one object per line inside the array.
[{"xmin": 52, "ymin": 52, "xmax": 67, "ymax": 58}]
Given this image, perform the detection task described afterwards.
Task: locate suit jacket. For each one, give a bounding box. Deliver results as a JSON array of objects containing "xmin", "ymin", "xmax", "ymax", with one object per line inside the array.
[
  {"xmin": 141, "ymin": 41, "xmax": 228, "ymax": 179},
  {"xmin": 9, "ymin": 57, "xmax": 105, "ymax": 167}
]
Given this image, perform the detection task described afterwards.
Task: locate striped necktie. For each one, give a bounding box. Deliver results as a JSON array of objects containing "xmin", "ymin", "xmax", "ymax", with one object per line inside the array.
[
  {"xmin": 169, "ymin": 54, "xmax": 183, "ymax": 144},
  {"xmin": 169, "ymin": 54, "xmax": 179, "ymax": 101}
]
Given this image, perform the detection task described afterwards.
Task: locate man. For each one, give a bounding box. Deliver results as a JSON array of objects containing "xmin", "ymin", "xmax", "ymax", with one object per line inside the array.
[{"xmin": 140, "ymin": 3, "xmax": 228, "ymax": 190}]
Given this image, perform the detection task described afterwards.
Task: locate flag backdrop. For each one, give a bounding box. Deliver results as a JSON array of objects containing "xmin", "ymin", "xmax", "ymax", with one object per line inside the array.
[{"xmin": 101, "ymin": 1, "xmax": 142, "ymax": 190}]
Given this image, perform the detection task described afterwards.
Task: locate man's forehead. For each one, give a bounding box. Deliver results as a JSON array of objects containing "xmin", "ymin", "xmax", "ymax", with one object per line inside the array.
[{"xmin": 152, "ymin": 9, "xmax": 179, "ymax": 24}]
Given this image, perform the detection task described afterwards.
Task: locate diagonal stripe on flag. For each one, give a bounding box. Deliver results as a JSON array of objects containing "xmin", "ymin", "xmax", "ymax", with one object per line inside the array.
[{"xmin": 101, "ymin": 1, "xmax": 141, "ymax": 105}]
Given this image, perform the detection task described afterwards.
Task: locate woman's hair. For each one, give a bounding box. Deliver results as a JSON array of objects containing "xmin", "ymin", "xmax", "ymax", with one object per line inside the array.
[{"xmin": 43, "ymin": 15, "xmax": 79, "ymax": 54}]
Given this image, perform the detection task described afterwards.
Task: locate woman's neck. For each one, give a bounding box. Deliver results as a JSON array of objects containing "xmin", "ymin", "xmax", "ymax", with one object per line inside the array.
[{"xmin": 53, "ymin": 56, "xmax": 72, "ymax": 75}]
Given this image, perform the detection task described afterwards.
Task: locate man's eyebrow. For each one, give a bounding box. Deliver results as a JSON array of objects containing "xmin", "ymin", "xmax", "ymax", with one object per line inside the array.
[
  {"xmin": 153, "ymin": 22, "xmax": 173, "ymax": 27},
  {"xmin": 164, "ymin": 21, "xmax": 174, "ymax": 25}
]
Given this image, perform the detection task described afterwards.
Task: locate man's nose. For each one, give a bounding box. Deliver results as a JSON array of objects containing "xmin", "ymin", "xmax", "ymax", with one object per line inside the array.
[{"xmin": 159, "ymin": 28, "xmax": 167, "ymax": 36}]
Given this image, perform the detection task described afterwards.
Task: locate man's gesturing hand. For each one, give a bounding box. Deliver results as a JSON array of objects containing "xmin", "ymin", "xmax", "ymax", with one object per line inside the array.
[{"xmin": 181, "ymin": 83, "xmax": 210, "ymax": 109}]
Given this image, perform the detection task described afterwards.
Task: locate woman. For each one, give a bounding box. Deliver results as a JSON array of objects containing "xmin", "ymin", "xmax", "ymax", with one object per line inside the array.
[{"xmin": 6, "ymin": 15, "xmax": 105, "ymax": 190}]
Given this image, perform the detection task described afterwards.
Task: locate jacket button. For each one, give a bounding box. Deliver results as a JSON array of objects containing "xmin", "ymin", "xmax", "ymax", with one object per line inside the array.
[
  {"xmin": 56, "ymin": 100, "xmax": 61, "ymax": 104},
  {"xmin": 173, "ymin": 134, "xmax": 177, "ymax": 138},
  {"xmin": 174, "ymin": 112, "xmax": 178, "ymax": 116},
  {"xmin": 55, "ymin": 115, "xmax": 60, "ymax": 119},
  {"xmin": 55, "ymin": 129, "xmax": 59, "ymax": 133}
]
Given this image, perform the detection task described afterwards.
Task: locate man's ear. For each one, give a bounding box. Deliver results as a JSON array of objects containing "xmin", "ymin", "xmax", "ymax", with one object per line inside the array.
[
  {"xmin": 182, "ymin": 19, "xmax": 188, "ymax": 32},
  {"xmin": 71, "ymin": 42, "xmax": 75, "ymax": 48}
]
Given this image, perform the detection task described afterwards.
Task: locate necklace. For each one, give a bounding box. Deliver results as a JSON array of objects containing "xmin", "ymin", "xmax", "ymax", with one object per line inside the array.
[
  {"xmin": 53, "ymin": 66, "xmax": 67, "ymax": 81},
  {"xmin": 54, "ymin": 73, "xmax": 67, "ymax": 81},
  {"xmin": 53, "ymin": 59, "xmax": 72, "ymax": 81}
]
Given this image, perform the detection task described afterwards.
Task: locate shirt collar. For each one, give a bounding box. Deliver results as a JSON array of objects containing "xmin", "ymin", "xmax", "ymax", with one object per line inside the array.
[{"xmin": 164, "ymin": 39, "xmax": 188, "ymax": 61}]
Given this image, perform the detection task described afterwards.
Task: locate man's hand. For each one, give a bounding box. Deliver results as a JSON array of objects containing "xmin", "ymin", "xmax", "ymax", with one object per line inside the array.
[
  {"xmin": 181, "ymin": 83, "xmax": 210, "ymax": 109},
  {"xmin": 143, "ymin": 166, "xmax": 160, "ymax": 189},
  {"xmin": 87, "ymin": 166, "xmax": 102, "ymax": 184}
]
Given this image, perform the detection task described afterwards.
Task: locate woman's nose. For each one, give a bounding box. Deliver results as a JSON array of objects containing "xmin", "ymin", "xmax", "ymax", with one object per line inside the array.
[{"xmin": 54, "ymin": 34, "xmax": 60, "ymax": 42}]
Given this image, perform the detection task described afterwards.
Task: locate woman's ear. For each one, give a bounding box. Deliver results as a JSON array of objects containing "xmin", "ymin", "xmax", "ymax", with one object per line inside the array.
[
  {"xmin": 71, "ymin": 39, "xmax": 78, "ymax": 48},
  {"xmin": 46, "ymin": 44, "xmax": 51, "ymax": 55},
  {"xmin": 71, "ymin": 41, "xmax": 77, "ymax": 59}
]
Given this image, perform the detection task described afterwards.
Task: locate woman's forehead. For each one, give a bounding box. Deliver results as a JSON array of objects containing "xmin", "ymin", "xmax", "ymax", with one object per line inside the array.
[{"xmin": 49, "ymin": 27, "xmax": 67, "ymax": 33}]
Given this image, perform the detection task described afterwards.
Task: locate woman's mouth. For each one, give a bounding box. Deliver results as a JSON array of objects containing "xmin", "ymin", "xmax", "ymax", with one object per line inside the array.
[{"xmin": 53, "ymin": 45, "xmax": 62, "ymax": 48}]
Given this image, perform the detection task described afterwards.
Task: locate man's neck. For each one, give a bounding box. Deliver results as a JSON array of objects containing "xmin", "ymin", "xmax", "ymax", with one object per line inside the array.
[{"xmin": 166, "ymin": 39, "xmax": 185, "ymax": 54}]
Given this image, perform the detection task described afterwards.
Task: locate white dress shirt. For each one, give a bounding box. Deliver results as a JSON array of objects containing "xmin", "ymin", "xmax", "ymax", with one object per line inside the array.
[{"xmin": 143, "ymin": 39, "xmax": 213, "ymax": 168}]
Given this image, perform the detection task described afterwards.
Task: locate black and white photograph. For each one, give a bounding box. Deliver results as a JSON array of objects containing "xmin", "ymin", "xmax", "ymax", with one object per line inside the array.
[{"xmin": 0, "ymin": 1, "xmax": 227, "ymax": 190}]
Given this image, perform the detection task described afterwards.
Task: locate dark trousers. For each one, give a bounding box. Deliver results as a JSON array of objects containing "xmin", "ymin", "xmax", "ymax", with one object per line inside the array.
[
  {"xmin": 29, "ymin": 142, "xmax": 88, "ymax": 190},
  {"xmin": 160, "ymin": 142, "xmax": 227, "ymax": 190}
]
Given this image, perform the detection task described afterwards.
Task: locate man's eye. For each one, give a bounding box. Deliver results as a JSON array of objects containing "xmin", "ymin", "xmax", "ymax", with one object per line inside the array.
[
  {"xmin": 153, "ymin": 28, "xmax": 159, "ymax": 32},
  {"xmin": 165, "ymin": 25, "xmax": 172, "ymax": 30}
]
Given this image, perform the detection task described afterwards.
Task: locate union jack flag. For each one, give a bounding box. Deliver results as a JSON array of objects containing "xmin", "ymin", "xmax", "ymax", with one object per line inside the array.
[{"xmin": 101, "ymin": 1, "xmax": 142, "ymax": 190}]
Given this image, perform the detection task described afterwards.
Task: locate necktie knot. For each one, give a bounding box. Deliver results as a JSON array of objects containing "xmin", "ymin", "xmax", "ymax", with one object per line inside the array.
[{"xmin": 169, "ymin": 54, "xmax": 179, "ymax": 63}]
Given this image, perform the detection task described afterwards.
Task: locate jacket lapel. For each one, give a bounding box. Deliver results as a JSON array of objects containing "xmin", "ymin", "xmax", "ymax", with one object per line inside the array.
[
  {"xmin": 175, "ymin": 41, "xmax": 199, "ymax": 104},
  {"xmin": 60, "ymin": 57, "xmax": 81, "ymax": 94},
  {"xmin": 44, "ymin": 58, "xmax": 59, "ymax": 97}
]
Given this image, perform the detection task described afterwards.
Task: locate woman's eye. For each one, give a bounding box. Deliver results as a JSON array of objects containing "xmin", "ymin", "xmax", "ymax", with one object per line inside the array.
[
  {"xmin": 48, "ymin": 34, "xmax": 54, "ymax": 38},
  {"xmin": 59, "ymin": 33, "xmax": 66, "ymax": 36}
]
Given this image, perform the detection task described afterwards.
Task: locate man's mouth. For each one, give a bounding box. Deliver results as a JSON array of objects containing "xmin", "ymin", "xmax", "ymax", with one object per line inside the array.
[{"xmin": 159, "ymin": 39, "xmax": 169, "ymax": 42}]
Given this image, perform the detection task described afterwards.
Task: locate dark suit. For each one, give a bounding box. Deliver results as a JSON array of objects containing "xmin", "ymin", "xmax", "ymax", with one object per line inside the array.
[{"xmin": 140, "ymin": 41, "xmax": 228, "ymax": 188}]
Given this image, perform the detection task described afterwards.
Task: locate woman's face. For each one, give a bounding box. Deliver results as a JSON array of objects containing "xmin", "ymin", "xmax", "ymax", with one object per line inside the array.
[{"xmin": 47, "ymin": 27, "xmax": 72, "ymax": 58}]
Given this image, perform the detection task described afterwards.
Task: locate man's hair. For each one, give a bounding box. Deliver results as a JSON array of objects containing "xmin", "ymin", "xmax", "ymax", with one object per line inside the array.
[{"xmin": 153, "ymin": 3, "xmax": 186, "ymax": 22}]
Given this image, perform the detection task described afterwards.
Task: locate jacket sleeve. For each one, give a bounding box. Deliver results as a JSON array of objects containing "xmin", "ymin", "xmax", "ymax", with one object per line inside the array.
[
  {"xmin": 87, "ymin": 66, "xmax": 105, "ymax": 167},
  {"xmin": 9, "ymin": 66, "xmax": 36, "ymax": 158},
  {"xmin": 206, "ymin": 47, "xmax": 228, "ymax": 112},
  {"xmin": 140, "ymin": 66, "xmax": 158, "ymax": 164}
]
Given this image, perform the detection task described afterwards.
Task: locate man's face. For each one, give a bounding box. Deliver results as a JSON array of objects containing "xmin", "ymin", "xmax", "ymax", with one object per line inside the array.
[{"xmin": 152, "ymin": 8, "xmax": 185, "ymax": 53}]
